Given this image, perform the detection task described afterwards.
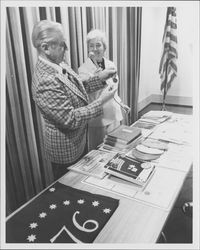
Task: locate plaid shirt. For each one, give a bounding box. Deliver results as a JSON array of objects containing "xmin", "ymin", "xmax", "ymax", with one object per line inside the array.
[{"xmin": 32, "ymin": 58, "xmax": 104, "ymax": 164}]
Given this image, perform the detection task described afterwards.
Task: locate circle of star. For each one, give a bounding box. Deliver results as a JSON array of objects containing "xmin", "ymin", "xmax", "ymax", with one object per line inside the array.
[
  {"xmin": 29, "ymin": 222, "xmax": 38, "ymax": 229},
  {"xmin": 49, "ymin": 204, "xmax": 57, "ymax": 210},
  {"xmin": 39, "ymin": 212, "xmax": 47, "ymax": 218},
  {"xmin": 63, "ymin": 200, "xmax": 70, "ymax": 206},
  {"xmin": 92, "ymin": 201, "xmax": 99, "ymax": 207},
  {"xmin": 77, "ymin": 199, "xmax": 85, "ymax": 204},
  {"xmin": 27, "ymin": 234, "xmax": 36, "ymax": 242},
  {"xmin": 49, "ymin": 187, "xmax": 55, "ymax": 192},
  {"xmin": 103, "ymin": 208, "xmax": 111, "ymax": 214}
]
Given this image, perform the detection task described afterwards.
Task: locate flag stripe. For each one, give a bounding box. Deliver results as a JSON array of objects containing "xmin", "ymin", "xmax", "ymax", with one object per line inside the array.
[
  {"xmin": 166, "ymin": 20, "xmax": 177, "ymax": 29},
  {"xmin": 159, "ymin": 51, "xmax": 177, "ymax": 75},
  {"xmin": 159, "ymin": 7, "xmax": 178, "ymax": 94},
  {"xmin": 165, "ymin": 32, "xmax": 177, "ymax": 43},
  {"xmin": 163, "ymin": 44, "xmax": 177, "ymax": 56},
  {"xmin": 161, "ymin": 71, "xmax": 176, "ymax": 90},
  {"xmin": 170, "ymin": 60, "xmax": 177, "ymax": 72}
]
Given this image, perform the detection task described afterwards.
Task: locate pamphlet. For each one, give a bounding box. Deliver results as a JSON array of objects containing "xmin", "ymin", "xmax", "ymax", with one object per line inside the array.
[
  {"xmin": 68, "ymin": 150, "xmax": 117, "ymax": 179},
  {"xmin": 104, "ymin": 153, "xmax": 155, "ymax": 187}
]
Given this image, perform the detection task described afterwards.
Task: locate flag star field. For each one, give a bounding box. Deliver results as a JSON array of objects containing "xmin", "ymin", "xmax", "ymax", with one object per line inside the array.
[{"xmin": 6, "ymin": 182, "xmax": 119, "ymax": 243}]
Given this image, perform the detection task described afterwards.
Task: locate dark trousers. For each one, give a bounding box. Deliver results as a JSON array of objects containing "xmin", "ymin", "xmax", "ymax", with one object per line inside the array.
[
  {"xmin": 51, "ymin": 147, "xmax": 88, "ymax": 181},
  {"xmin": 51, "ymin": 162, "xmax": 73, "ymax": 181}
]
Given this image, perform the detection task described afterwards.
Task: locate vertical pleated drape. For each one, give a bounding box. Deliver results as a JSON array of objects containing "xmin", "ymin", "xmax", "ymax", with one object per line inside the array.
[
  {"xmin": 5, "ymin": 6, "xmax": 142, "ymax": 215},
  {"xmin": 127, "ymin": 7, "xmax": 142, "ymax": 122}
]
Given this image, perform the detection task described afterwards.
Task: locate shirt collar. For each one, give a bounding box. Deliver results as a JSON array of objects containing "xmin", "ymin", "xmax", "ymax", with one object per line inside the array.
[{"xmin": 39, "ymin": 56, "xmax": 63, "ymax": 74}]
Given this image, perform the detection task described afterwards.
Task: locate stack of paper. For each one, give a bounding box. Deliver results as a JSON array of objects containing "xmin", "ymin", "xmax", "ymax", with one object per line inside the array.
[
  {"xmin": 131, "ymin": 120, "xmax": 156, "ymax": 138},
  {"xmin": 102, "ymin": 125, "xmax": 142, "ymax": 152},
  {"xmin": 104, "ymin": 125, "xmax": 141, "ymax": 145},
  {"xmin": 139, "ymin": 111, "xmax": 172, "ymax": 124}
]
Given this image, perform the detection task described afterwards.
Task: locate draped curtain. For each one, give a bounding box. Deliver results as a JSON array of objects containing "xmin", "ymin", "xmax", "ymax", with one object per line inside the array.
[{"xmin": 5, "ymin": 6, "xmax": 142, "ymax": 215}]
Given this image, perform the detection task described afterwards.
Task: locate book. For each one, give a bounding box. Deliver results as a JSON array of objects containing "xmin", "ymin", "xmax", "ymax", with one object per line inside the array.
[
  {"xmin": 68, "ymin": 150, "xmax": 117, "ymax": 179},
  {"xmin": 104, "ymin": 135, "xmax": 131, "ymax": 145},
  {"xmin": 131, "ymin": 120, "xmax": 156, "ymax": 130},
  {"xmin": 104, "ymin": 137, "xmax": 139, "ymax": 148},
  {"xmin": 102, "ymin": 134, "xmax": 143, "ymax": 153},
  {"xmin": 107, "ymin": 125, "xmax": 142, "ymax": 144},
  {"xmin": 104, "ymin": 153, "xmax": 155, "ymax": 187}
]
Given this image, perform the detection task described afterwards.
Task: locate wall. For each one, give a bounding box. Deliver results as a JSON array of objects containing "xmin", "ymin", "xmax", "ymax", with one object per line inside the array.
[{"xmin": 139, "ymin": 4, "xmax": 198, "ymax": 109}]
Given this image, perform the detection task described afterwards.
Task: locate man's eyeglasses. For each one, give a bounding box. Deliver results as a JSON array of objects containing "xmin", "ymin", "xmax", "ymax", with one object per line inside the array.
[{"xmin": 45, "ymin": 40, "xmax": 68, "ymax": 50}]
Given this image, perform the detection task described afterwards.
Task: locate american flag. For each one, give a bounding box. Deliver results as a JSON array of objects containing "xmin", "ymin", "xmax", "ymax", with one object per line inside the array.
[
  {"xmin": 6, "ymin": 182, "xmax": 119, "ymax": 243},
  {"xmin": 159, "ymin": 7, "xmax": 178, "ymax": 97}
]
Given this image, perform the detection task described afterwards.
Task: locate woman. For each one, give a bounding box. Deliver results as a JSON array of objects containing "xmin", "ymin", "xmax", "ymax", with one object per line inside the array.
[{"xmin": 78, "ymin": 29, "xmax": 130, "ymax": 151}]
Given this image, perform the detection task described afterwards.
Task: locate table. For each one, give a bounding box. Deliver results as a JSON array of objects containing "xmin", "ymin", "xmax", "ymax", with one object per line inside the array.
[
  {"xmin": 59, "ymin": 112, "xmax": 193, "ymax": 243},
  {"xmin": 6, "ymin": 112, "xmax": 193, "ymax": 244}
]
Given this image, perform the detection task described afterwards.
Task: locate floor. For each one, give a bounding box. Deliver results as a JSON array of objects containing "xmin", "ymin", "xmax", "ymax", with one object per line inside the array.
[
  {"xmin": 139, "ymin": 103, "xmax": 193, "ymax": 244},
  {"xmin": 138, "ymin": 103, "xmax": 193, "ymax": 117}
]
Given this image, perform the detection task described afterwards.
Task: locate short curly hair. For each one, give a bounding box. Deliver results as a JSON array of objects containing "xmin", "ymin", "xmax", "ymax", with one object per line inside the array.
[{"xmin": 86, "ymin": 29, "xmax": 107, "ymax": 50}]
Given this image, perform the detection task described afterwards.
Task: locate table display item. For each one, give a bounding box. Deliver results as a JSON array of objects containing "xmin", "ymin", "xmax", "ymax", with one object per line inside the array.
[
  {"xmin": 135, "ymin": 144, "xmax": 164, "ymax": 155},
  {"xmin": 139, "ymin": 111, "xmax": 172, "ymax": 124},
  {"xmin": 68, "ymin": 150, "xmax": 117, "ymax": 179},
  {"xmin": 105, "ymin": 125, "xmax": 141, "ymax": 145},
  {"xmin": 131, "ymin": 148, "xmax": 161, "ymax": 161},
  {"xmin": 132, "ymin": 120, "xmax": 156, "ymax": 130},
  {"xmin": 104, "ymin": 153, "xmax": 155, "ymax": 187},
  {"xmin": 141, "ymin": 138, "xmax": 169, "ymax": 150},
  {"xmin": 6, "ymin": 182, "xmax": 119, "ymax": 243}
]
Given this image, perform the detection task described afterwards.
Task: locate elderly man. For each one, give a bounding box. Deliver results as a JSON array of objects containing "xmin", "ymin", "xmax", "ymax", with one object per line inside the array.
[{"xmin": 31, "ymin": 20, "xmax": 117, "ymax": 180}]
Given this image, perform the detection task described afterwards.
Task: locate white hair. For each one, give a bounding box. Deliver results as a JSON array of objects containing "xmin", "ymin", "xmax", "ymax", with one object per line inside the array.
[
  {"xmin": 32, "ymin": 20, "xmax": 63, "ymax": 50},
  {"xmin": 86, "ymin": 29, "xmax": 107, "ymax": 49}
]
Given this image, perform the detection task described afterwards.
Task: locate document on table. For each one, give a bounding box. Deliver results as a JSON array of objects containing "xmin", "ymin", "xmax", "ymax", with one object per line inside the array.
[
  {"xmin": 142, "ymin": 110, "xmax": 173, "ymax": 118},
  {"xmin": 153, "ymin": 143, "xmax": 192, "ymax": 172},
  {"xmin": 139, "ymin": 111, "xmax": 172, "ymax": 124},
  {"xmin": 68, "ymin": 150, "xmax": 117, "ymax": 179},
  {"xmin": 149, "ymin": 117, "xmax": 192, "ymax": 145},
  {"xmin": 82, "ymin": 166, "xmax": 185, "ymax": 210},
  {"xmin": 82, "ymin": 175, "xmax": 139, "ymax": 199},
  {"xmin": 134, "ymin": 167, "xmax": 185, "ymax": 210}
]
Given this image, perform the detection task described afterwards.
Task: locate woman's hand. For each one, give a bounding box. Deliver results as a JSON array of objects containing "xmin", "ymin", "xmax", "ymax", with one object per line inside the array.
[{"xmin": 98, "ymin": 67, "xmax": 117, "ymax": 81}]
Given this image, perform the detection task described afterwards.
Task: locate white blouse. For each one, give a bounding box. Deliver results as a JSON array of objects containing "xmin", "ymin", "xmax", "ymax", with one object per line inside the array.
[{"xmin": 78, "ymin": 57, "xmax": 123, "ymax": 127}]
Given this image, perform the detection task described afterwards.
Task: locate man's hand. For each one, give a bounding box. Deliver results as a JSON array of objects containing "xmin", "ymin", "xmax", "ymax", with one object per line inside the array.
[
  {"xmin": 98, "ymin": 84, "xmax": 118, "ymax": 104},
  {"xmin": 98, "ymin": 67, "xmax": 117, "ymax": 81}
]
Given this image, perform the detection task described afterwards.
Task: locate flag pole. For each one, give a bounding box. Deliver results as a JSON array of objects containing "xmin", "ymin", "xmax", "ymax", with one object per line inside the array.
[{"xmin": 161, "ymin": 89, "xmax": 166, "ymax": 111}]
